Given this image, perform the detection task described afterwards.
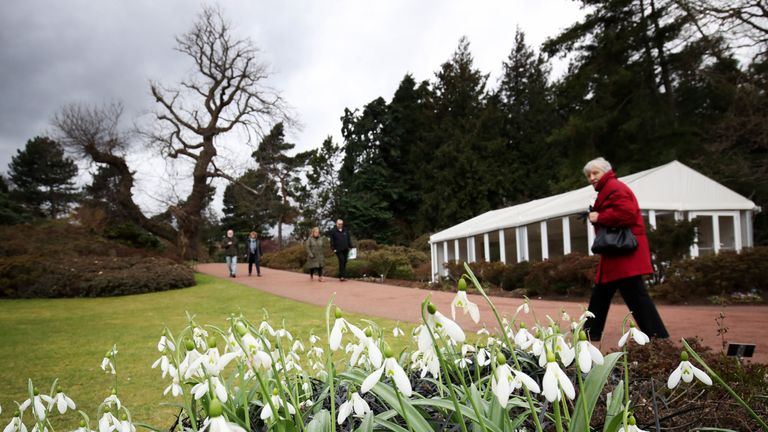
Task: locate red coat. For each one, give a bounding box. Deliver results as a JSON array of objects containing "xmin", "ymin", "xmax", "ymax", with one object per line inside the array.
[{"xmin": 593, "ymin": 171, "xmax": 653, "ymax": 284}]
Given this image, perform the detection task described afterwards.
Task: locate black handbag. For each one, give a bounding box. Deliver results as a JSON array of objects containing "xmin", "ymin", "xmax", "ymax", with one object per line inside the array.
[
  {"xmin": 591, "ymin": 226, "xmax": 638, "ymax": 255},
  {"xmin": 590, "ymin": 189, "xmax": 638, "ymax": 255}
]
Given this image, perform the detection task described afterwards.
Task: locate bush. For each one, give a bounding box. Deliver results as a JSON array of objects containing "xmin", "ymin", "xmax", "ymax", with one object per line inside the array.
[
  {"xmin": 104, "ymin": 222, "xmax": 161, "ymax": 249},
  {"xmin": 501, "ymin": 261, "xmax": 532, "ymax": 291},
  {"xmin": 345, "ymin": 259, "xmax": 373, "ymax": 278},
  {"xmin": 355, "ymin": 239, "xmax": 380, "ymax": 252},
  {"xmin": 261, "ymin": 244, "xmax": 308, "ymax": 270},
  {"xmin": 366, "ymin": 249, "xmax": 411, "ymax": 278},
  {"xmin": 0, "ymin": 255, "xmax": 194, "ymax": 298},
  {"xmin": 523, "ymin": 253, "xmax": 597, "ymax": 296},
  {"xmin": 653, "ymin": 247, "xmax": 768, "ymax": 303}
]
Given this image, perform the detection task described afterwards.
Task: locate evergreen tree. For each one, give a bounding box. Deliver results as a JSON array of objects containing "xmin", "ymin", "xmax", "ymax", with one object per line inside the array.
[
  {"xmin": 221, "ymin": 169, "xmax": 278, "ymax": 237},
  {"xmin": 295, "ymin": 136, "xmax": 342, "ymax": 239},
  {"xmin": 0, "ymin": 175, "xmax": 30, "ymax": 225},
  {"xmin": 251, "ymin": 122, "xmax": 311, "ymax": 248},
  {"xmin": 8, "ymin": 136, "xmax": 79, "ymax": 218}
]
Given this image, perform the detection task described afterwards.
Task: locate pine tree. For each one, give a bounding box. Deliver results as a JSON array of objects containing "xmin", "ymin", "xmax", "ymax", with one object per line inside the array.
[{"xmin": 8, "ymin": 136, "xmax": 79, "ymax": 218}]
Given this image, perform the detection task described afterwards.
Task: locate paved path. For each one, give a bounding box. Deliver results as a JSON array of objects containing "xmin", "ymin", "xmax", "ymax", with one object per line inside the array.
[{"xmin": 197, "ymin": 264, "xmax": 768, "ymax": 364}]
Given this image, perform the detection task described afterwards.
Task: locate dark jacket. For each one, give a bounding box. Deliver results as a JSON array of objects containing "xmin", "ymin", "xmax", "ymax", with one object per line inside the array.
[
  {"xmin": 245, "ymin": 237, "xmax": 261, "ymax": 260},
  {"xmin": 222, "ymin": 235, "xmax": 239, "ymax": 257},
  {"xmin": 330, "ymin": 228, "xmax": 353, "ymax": 252},
  {"xmin": 592, "ymin": 170, "xmax": 653, "ymax": 284}
]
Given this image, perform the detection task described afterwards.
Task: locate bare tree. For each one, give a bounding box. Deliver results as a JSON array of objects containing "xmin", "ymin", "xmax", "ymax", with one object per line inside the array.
[{"xmin": 143, "ymin": 5, "xmax": 290, "ymax": 259}]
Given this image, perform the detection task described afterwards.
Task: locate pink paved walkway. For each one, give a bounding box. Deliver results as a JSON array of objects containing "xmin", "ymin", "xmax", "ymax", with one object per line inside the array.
[{"xmin": 197, "ymin": 264, "xmax": 768, "ymax": 364}]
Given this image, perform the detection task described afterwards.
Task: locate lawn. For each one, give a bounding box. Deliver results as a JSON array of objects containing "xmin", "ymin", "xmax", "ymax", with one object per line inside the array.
[{"xmin": 0, "ymin": 274, "xmax": 415, "ymax": 429}]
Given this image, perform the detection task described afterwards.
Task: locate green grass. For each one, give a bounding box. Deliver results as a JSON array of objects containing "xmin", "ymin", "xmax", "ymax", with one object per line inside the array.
[{"xmin": 0, "ymin": 274, "xmax": 415, "ymax": 429}]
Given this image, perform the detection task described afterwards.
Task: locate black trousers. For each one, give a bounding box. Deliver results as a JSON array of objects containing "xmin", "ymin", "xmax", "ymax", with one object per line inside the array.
[
  {"xmin": 584, "ymin": 275, "xmax": 669, "ymax": 340},
  {"xmin": 336, "ymin": 250, "xmax": 348, "ymax": 278},
  {"xmin": 248, "ymin": 255, "xmax": 261, "ymax": 275},
  {"xmin": 309, "ymin": 267, "xmax": 323, "ymax": 277}
]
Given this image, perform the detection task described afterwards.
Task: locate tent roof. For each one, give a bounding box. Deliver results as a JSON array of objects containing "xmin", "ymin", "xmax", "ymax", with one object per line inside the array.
[{"xmin": 430, "ymin": 160, "xmax": 758, "ymax": 243}]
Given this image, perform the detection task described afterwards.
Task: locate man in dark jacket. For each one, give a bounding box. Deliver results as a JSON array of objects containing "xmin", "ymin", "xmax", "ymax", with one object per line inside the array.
[
  {"xmin": 222, "ymin": 229, "xmax": 239, "ymax": 278},
  {"xmin": 330, "ymin": 219, "xmax": 353, "ymax": 281}
]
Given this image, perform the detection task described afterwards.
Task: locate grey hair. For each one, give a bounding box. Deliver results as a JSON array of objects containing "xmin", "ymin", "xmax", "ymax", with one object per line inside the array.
[{"xmin": 583, "ymin": 157, "xmax": 612, "ymax": 175}]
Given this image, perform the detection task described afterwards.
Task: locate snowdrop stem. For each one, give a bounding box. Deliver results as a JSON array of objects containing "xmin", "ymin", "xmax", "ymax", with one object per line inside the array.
[
  {"xmin": 552, "ymin": 394, "xmax": 564, "ymax": 432},
  {"xmin": 271, "ymin": 336, "xmax": 305, "ymax": 431},
  {"xmin": 559, "ymin": 392, "xmax": 571, "ymax": 423},
  {"xmin": 682, "ymin": 339, "xmax": 768, "ymax": 430},
  {"xmin": 420, "ymin": 298, "xmax": 470, "ymax": 432},
  {"xmin": 463, "ymin": 264, "xmax": 544, "ymax": 432},
  {"xmin": 324, "ymin": 297, "xmax": 338, "ymax": 432},
  {"xmin": 393, "ymin": 384, "xmax": 415, "ymax": 432},
  {"xmin": 575, "ymin": 360, "xmax": 590, "ymax": 432},
  {"xmin": 446, "ymin": 344, "xmax": 488, "ymax": 432},
  {"xmin": 254, "ymin": 373, "xmax": 277, "ymax": 428}
]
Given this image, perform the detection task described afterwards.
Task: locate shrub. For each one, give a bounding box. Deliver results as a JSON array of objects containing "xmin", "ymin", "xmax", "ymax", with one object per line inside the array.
[
  {"xmin": 0, "ymin": 255, "xmax": 194, "ymax": 298},
  {"xmin": 355, "ymin": 239, "xmax": 380, "ymax": 252},
  {"xmin": 501, "ymin": 261, "xmax": 532, "ymax": 291},
  {"xmin": 104, "ymin": 222, "xmax": 161, "ymax": 249},
  {"xmin": 524, "ymin": 253, "xmax": 597, "ymax": 296},
  {"xmin": 344, "ymin": 259, "xmax": 373, "ymax": 278},
  {"xmin": 260, "ymin": 244, "xmax": 308, "ymax": 270},
  {"xmin": 413, "ymin": 261, "xmax": 432, "ymax": 282},
  {"xmin": 366, "ymin": 249, "xmax": 411, "ymax": 279},
  {"xmin": 653, "ymin": 247, "xmax": 768, "ymax": 303}
]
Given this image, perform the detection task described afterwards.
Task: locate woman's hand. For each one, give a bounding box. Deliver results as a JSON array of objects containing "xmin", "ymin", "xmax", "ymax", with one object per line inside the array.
[{"xmin": 588, "ymin": 211, "xmax": 600, "ymax": 223}]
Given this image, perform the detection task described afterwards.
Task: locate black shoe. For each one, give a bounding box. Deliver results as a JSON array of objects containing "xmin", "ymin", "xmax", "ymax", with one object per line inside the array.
[{"xmin": 257, "ymin": 274, "xmax": 261, "ymax": 277}]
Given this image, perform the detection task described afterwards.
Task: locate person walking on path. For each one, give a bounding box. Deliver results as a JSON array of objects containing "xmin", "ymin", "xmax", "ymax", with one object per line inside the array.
[
  {"xmin": 582, "ymin": 157, "xmax": 669, "ymax": 341},
  {"xmin": 305, "ymin": 227, "xmax": 325, "ymax": 282},
  {"xmin": 246, "ymin": 231, "xmax": 262, "ymax": 277},
  {"xmin": 222, "ymin": 229, "xmax": 239, "ymax": 278},
  {"xmin": 330, "ymin": 218, "xmax": 354, "ymax": 281}
]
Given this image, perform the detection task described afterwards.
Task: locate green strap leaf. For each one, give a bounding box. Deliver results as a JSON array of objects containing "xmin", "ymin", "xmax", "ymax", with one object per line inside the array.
[
  {"xmin": 568, "ymin": 352, "xmax": 623, "ymax": 432},
  {"xmin": 306, "ymin": 409, "xmax": 332, "ymax": 432},
  {"xmin": 354, "ymin": 411, "xmax": 375, "ymax": 432},
  {"xmin": 410, "ymin": 398, "xmax": 504, "ymax": 432}
]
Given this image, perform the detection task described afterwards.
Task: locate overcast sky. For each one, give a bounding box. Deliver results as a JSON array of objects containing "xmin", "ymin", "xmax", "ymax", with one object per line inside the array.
[{"xmin": 0, "ymin": 0, "xmax": 586, "ymax": 214}]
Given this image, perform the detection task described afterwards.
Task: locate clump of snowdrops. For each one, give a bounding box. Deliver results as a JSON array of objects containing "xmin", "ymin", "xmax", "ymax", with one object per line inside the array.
[{"xmin": 3, "ymin": 264, "xmax": 766, "ymax": 432}]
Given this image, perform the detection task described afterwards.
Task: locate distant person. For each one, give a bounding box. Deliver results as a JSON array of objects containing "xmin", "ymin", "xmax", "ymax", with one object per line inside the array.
[
  {"xmin": 330, "ymin": 218, "xmax": 354, "ymax": 281},
  {"xmin": 305, "ymin": 227, "xmax": 325, "ymax": 282},
  {"xmin": 222, "ymin": 229, "xmax": 239, "ymax": 278},
  {"xmin": 582, "ymin": 157, "xmax": 668, "ymax": 341},
  {"xmin": 246, "ymin": 231, "xmax": 262, "ymax": 277}
]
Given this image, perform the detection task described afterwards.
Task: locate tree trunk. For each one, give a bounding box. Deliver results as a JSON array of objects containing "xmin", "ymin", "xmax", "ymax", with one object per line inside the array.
[{"xmin": 176, "ymin": 137, "xmax": 217, "ymax": 260}]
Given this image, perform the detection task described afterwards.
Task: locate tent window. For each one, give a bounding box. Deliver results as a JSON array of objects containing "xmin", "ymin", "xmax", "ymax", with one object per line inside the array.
[
  {"xmin": 567, "ymin": 215, "xmax": 590, "ymax": 255},
  {"xmin": 488, "ymin": 233, "xmax": 501, "ymax": 262},
  {"xmin": 458, "ymin": 239, "xmax": 468, "ymax": 263},
  {"xmin": 546, "ymin": 218, "xmax": 564, "ymax": 258},
  {"xmin": 526, "ymin": 223, "xmax": 542, "ymax": 261},
  {"xmin": 504, "ymin": 228, "xmax": 517, "ymax": 264},
  {"xmin": 694, "ymin": 215, "xmax": 715, "ymax": 256},
  {"xmin": 719, "ymin": 215, "xmax": 736, "ymax": 251}
]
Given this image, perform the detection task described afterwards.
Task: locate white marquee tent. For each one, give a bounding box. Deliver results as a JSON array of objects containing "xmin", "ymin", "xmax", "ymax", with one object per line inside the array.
[{"xmin": 429, "ymin": 161, "xmax": 761, "ymax": 281}]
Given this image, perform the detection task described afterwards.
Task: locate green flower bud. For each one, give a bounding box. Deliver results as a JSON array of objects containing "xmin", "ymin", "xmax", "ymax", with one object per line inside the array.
[
  {"xmin": 33, "ymin": 388, "xmax": 39, "ymax": 396},
  {"xmin": 14, "ymin": 410, "xmax": 20, "ymax": 418},
  {"xmin": 272, "ymin": 388, "xmax": 279, "ymax": 396},
  {"xmin": 111, "ymin": 388, "xmax": 117, "ymax": 395},
  {"xmin": 103, "ymin": 406, "xmax": 111, "ymax": 414},
  {"xmin": 519, "ymin": 322, "xmax": 526, "ymax": 329},
  {"xmin": 364, "ymin": 327, "xmax": 372, "ymax": 338},
  {"xmin": 496, "ymin": 352, "xmax": 507, "ymax": 365},
  {"xmin": 629, "ymin": 321, "xmax": 636, "ymax": 328},
  {"xmin": 383, "ymin": 344, "xmax": 394, "ymax": 358},
  {"xmin": 680, "ymin": 351, "xmax": 689, "ymax": 361},
  {"xmin": 427, "ymin": 303, "xmax": 437, "ymax": 315},
  {"xmin": 185, "ymin": 339, "xmax": 195, "ymax": 351},
  {"xmin": 80, "ymin": 420, "xmax": 86, "ymax": 428},
  {"xmin": 207, "ymin": 337, "xmax": 217, "ymax": 349},
  {"xmin": 120, "ymin": 413, "xmax": 128, "ymax": 421},
  {"xmin": 208, "ymin": 399, "xmax": 223, "ymax": 417},
  {"xmin": 579, "ymin": 331, "xmax": 588, "ymax": 342},
  {"xmin": 235, "ymin": 321, "xmax": 248, "ymax": 337},
  {"xmin": 628, "ymin": 415, "xmax": 637, "ymax": 426},
  {"xmin": 457, "ymin": 278, "xmax": 467, "ymax": 292},
  {"xmin": 335, "ymin": 308, "xmax": 343, "ymax": 319},
  {"xmin": 546, "ymin": 350, "xmax": 556, "ymax": 363}
]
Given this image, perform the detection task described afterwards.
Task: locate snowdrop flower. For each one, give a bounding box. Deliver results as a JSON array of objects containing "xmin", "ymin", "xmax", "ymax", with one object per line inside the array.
[
  {"xmin": 116, "ymin": 414, "xmax": 135, "ymax": 432},
  {"xmin": 97, "ymin": 408, "xmax": 119, "ymax": 432},
  {"xmin": 419, "ymin": 303, "xmax": 465, "ymax": 351},
  {"xmin": 411, "ymin": 348, "xmax": 440, "ymax": 379},
  {"xmin": 554, "ymin": 334, "xmax": 575, "ymax": 367},
  {"xmin": 100, "ymin": 355, "xmax": 116, "ymax": 375},
  {"xmin": 361, "ymin": 349, "xmax": 412, "ymax": 397},
  {"xmin": 49, "ymin": 388, "xmax": 76, "ymax": 414},
  {"xmin": 618, "ymin": 322, "xmax": 650, "ymax": 347},
  {"xmin": 514, "ymin": 323, "xmax": 535, "ymax": 349},
  {"xmin": 192, "ymin": 326, "xmax": 209, "ymax": 349},
  {"xmin": 516, "ymin": 299, "xmax": 530, "ymax": 315},
  {"xmin": 3, "ymin": 411, "xmax": 28, "ymax": 432},
  {"xmin": 618, "ymin": 415, "xmax": 647, "ymax": 432},
  {"xmin": 476, "ymin": 346, "xmax": 491, "ymax": 367},
  {"xmin": 561, "ymin": 309, "xmax": 571, "ymax": 322},
  {"xmin": 163, "ymin": 368, "xmax": 183, "ymax": 397},
  {"xmin": 102, "ymin": 390, "xmax": 122, "ymax": 410},
  {"xmin": 258, "ymin": 321, "xmax": 276, "ymax": 337},
  {"xmin": 392, "ymin": 326, "xmax": 405, "ymax": 337},
  {"xmin": 30, "ymin": 425, "xmax": 47, "ymax": 432},
  {"xmin": 291, "ymin": 340, "xmax": 304, "ymax": 352},
  {"xmin": 275, "ymin": 328, "xmax": 293, "ymax": 340},
  {"xmin": 73, "ymin": 420, "xmax": 94, "ymax": 432},
  {"xmin": 202, "ymin": 400, "xmax": 246, "ymax": 432},
  {"xmin": 476, "ymin": 327, "xmax": 490, "ymax": 336},
  {"xmin": 337, "ymin": 392, "xmax": 371, "ymax": 425},
  {"xmin": 329, "ymin": 309, "xmax": 365, "ymax": 351},
  {"xmin": 259, "ymin": 390, "xmax": 296, "ymax": 421},
  {"xmin": 151, "ymin": 351, "xmax": 173, "ymax": 378},
  {"xmin": 451, "ymin": 278, "xmax": 480, "ymax": 323},
  {"xmin": 491, "ymin": 355, "xmax": 541, "ymax": 407},
  {"xmin": 192, "ymin": 377, "xmax": 229, "ymax": 402},
  {"xmin": 542, "ymin": 351, "xmax": 575, "ymax": 402},
  {"xmin": 19, "ymin": 389, "xmax": 52, "ymax": 421},
  {"xmin": 576, "ymin": 331, "xmax": 604, "ymax": 373},
  {"xmin": 578, "ymin": 310, "xmax": 595, "ymax": 323},
  {"xmin": 309, "ymin": 334, "xmax": 321, "ymax": 344},
  {"xmin": 157, "ymin": 333, "xmax": 175, "ymax": 352},
  {"xmin": 667, "ymin": 351, "xmax": 712, "ymax": 389}
]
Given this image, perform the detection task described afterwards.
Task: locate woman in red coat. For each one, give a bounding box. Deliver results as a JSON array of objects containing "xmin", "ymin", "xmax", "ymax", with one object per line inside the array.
[{"xmin": 583, "ymin": 157, "xmax": 668, "ymax": 341}]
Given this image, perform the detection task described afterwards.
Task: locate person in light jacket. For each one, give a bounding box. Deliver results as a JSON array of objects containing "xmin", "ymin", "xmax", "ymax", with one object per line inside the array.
[
  {"xmin": 582, "ymin": 157, "xmax": 668, "ymax": 341},
  {"xmin": 305, "ymin": 227, "xmax": 325, "ymax": 282}
]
